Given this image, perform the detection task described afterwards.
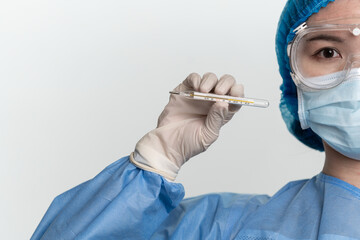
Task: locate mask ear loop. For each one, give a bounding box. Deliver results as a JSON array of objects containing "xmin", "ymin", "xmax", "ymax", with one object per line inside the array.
[{"xmin": 296, "ymin": 87, "xmax": 310, "ymax": 129}]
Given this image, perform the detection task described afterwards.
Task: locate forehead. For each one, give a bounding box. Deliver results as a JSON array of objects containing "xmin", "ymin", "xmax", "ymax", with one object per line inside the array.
[{"xmin": 307, "ymin": 0, "xmax": 360, "ymax": 25}]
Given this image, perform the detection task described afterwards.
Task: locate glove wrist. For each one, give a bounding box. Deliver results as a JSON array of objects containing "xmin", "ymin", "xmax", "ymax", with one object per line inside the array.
[{"xmin": 130, "ymin": 147, "xmax": 179, "ymax": 181}]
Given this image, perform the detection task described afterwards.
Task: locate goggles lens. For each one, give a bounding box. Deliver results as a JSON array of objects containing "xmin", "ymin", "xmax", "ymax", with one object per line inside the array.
[{"xmin": 290, "ymin": 24, "xmax": 360, "ymax": 90}]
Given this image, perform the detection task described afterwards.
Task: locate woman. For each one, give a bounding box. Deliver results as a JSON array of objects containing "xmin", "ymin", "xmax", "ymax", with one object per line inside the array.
[{"xmin": 31, "ymin": 0, "xmax": 360, "ymax": 239}]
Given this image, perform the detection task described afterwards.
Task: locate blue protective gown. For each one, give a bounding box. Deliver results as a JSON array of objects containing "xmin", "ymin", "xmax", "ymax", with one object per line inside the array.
[{"xmin": 31, "ymin": 156, "xmax": 360, "ymax": 239}]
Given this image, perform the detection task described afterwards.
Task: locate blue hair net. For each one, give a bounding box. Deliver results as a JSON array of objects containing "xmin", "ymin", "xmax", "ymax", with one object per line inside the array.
[{"xmin": 276, "ymin": 0, "xmax": 335, "ymax": 151}]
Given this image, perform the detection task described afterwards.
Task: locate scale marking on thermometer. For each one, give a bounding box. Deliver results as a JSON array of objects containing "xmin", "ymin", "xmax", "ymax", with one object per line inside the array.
[{"xmin": 169, "ymin": 91, "xmax": 269, "ymax": 108}]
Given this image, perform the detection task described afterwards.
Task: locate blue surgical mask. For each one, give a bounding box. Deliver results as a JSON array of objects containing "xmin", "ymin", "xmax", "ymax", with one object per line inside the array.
[{"xmin": 298, "ymin": 69, "xmax": 360, "ymax": 160}]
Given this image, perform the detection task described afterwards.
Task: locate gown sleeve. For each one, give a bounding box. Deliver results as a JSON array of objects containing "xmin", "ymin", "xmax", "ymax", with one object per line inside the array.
[{"xmin": 30, "ymin": 156, "xmax": 185, "ymax": 240}]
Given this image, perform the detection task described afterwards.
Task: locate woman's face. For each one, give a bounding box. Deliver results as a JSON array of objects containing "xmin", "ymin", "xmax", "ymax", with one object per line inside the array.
[{"xmin": 295, "ymin": 0, "xmax": 360, "ymax": 79}]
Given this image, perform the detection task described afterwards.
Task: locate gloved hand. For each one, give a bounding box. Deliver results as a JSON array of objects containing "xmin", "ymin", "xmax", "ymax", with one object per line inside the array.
[{"xmin": 130, "ymin": 73, "xmax": 244, "ymax": 181}]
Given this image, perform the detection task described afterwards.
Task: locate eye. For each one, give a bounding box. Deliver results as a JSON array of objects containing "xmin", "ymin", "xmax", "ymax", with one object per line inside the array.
[{"xmin": 314, "ymin": 47, "xmax": 341, "ymax": 59}]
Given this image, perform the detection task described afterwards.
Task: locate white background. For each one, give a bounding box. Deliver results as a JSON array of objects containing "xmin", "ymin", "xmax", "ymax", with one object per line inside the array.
[{"xmin": 1, "ymin": 0, "xmax": 325, "ymax": 239}]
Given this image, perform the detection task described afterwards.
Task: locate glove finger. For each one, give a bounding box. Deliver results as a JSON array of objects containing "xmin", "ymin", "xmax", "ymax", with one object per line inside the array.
[
  {"xmin": 200, "ymin": 72, "xmax": 218, "ymax": 93},
  {"xmin": 228, "ymin": 83, "xmax": 245, "ymax": 112},
  {"xmin": 214, "ymin": 74, "xmax": 236, "ymax": 95},
  {"xmin": 204, "ymin": 83, "xmax": 244, "ymax": 132},
  {"xmin": 173, "ymin": 73, "xmax": 202, "ymax": 92},
  {"xmin": 183, "ymin": 72, "xmax": 202, "ymax": 91}
]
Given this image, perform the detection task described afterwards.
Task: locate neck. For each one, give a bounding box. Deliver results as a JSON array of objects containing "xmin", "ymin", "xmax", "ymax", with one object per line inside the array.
[{"xmin": 322, "ymin": 142, "xmax": 360, "ymax": 189}]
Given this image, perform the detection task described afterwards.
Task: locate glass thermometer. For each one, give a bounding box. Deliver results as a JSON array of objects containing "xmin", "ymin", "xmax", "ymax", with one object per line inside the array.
[{"xmin": 169, "ymin": 91, "xmax": 269, "ymax": 108}]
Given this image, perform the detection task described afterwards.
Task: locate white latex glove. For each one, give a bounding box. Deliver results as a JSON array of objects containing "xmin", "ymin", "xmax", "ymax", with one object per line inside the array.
[{"xmin": 130, "ymin": 73, "xmax": 244, "ymax": 181}]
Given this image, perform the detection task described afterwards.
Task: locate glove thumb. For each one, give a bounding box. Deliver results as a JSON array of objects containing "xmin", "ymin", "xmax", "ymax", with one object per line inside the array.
[{"xmin": 202, "ymin": 102, "xmax": 229, "ymax": 148}]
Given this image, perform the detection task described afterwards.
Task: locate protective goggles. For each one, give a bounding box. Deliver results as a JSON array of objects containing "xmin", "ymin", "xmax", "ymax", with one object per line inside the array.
[{"xmin": 288, "ymin": 22, "xmax": 360, "ymax": 91}]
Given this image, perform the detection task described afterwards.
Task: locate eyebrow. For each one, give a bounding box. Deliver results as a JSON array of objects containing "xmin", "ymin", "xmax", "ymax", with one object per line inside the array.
[{"xmin": 307, "ymin": 34, "xmax": 344, "ymax": 43}]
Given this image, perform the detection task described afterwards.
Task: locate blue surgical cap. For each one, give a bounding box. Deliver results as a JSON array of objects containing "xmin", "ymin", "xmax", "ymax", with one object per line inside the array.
[{"xmin": 276, "ymin": 0, "xmax": 335, "ymax": 151}]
